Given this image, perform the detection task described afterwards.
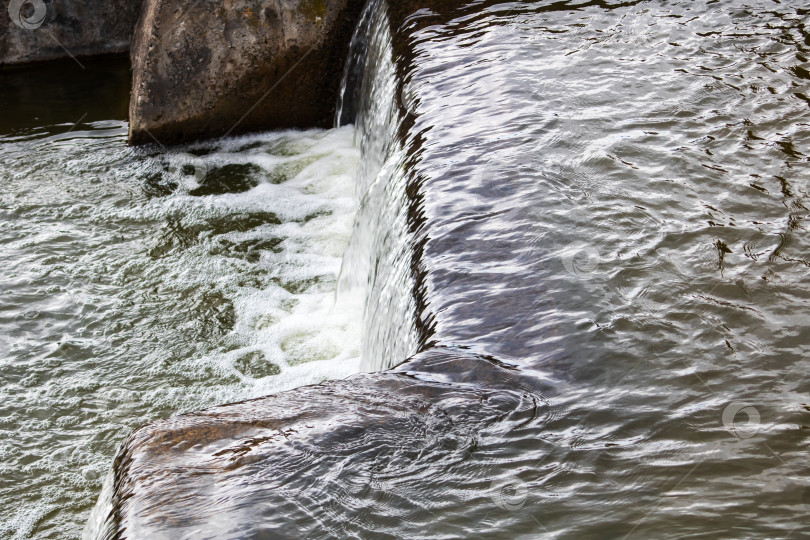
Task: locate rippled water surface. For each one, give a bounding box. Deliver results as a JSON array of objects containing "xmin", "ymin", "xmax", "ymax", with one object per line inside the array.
[
  {"xmin": 5, "ymin": 0, "xmax": 810, "ymax": 538},
  {"xmin": 96, "ymin": 1, "xmax": 810, "ymax": 538},
  {"xmin": 378, "ymin": 0, "xmax": 810, "ymax": 535},
  {"xmin": 0, "ymin": 61, "xmax": 365, "ymax": 538}
]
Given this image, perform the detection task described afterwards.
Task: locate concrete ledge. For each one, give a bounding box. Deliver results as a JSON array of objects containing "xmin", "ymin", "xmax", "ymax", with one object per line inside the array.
[
  {"xmin": 96, "ymin": 349, "xmax": 543, "ymax": 538},
  {"xmin": 128, "ymin": 0, "xmax": 365, "ymax": 145}
]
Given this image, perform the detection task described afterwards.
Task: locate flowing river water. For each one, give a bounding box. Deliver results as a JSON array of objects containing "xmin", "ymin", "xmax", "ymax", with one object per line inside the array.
[
  {"xmin": 3, "ymin": 0, "xmax": 810, "ymax": 538},
  {"xmin": 1, "ymin": 61, "xmax": 367, "ymax": 537}
]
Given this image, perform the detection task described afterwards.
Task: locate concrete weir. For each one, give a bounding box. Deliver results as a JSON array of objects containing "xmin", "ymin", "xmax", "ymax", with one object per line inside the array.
[
  {"xmin": 87, "ymin": 1, "xmax": 561, "ymax": 536},
  {"xmin": 128, "ymin": 0, "xmax": 366, "ymax": 145}
]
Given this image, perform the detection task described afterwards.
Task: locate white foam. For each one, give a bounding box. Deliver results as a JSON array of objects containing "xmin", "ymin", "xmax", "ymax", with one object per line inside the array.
[
  {"xmin": 3, "ymin": 121, "xmax": 369, "ymax": 539},
  {"xmin": 145, "ymin": 126, "xmax": 367, "ymax": 402}
]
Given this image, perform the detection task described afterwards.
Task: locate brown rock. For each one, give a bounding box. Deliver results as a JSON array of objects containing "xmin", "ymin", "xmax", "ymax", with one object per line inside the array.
[{"xmin": 92, "ymin": 350, "xmax": 544, "ymax": 538}]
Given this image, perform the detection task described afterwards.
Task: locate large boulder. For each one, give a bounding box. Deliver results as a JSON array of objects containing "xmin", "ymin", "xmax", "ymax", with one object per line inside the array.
[
  {"xmin": 1, "ymin": 0, "xmax": 142, "ymax": 66},
  {"xmin": 127, "ymin": 0, "xmax": 365, "ymax": 145}
]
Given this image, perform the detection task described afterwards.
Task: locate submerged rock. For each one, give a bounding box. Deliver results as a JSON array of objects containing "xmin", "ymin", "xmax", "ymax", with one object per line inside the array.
[
  {"xmin": 1, "ymin": 0, "xmax": 142, "ymax": 66},
  {"xmin": 128, "ymin": 0, "xmax": 365, "ymax": 145}
]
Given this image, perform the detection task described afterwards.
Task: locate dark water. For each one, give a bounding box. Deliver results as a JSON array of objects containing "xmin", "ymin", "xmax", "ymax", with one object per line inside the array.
[
  {"xmin": 386, "ymin": 0, "xmax": 810, "ymax": 535},
  {"xmin": 0, "ymin": 58, "xmax": 130, "ymax": 136},
  {"xmin": 381, "ymin": 0, "xmax": 810, "ymax": 535}
]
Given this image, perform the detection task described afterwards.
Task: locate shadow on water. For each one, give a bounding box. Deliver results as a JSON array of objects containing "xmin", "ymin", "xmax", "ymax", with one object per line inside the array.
[{"xmin": 0, "ymin": 56, "xmax": 130, "ymax": 138}]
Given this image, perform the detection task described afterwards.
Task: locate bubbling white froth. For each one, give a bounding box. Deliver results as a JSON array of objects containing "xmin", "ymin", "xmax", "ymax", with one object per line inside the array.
[
  {"xmin": 0, "ymin": 122, "xmax": 368, "ymax": 539},
  {"xmin": 149, "ymin": 126, "xmax": 367, "ymax": 403}
]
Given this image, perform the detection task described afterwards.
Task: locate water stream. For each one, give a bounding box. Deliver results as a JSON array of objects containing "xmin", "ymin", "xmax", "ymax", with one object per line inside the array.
[
  {"xmin": 3, "ymin": 0, "xmax": 810, "ymax": 537},
  {"xmin": 1, "ymin": 61, "xmax": 367, "ymax": 538}
]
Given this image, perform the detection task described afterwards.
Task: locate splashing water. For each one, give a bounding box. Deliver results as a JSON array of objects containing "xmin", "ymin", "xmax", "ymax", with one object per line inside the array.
[{"xmin": 0, "ymin": 118, "xmax": 366, "ymax": 538}]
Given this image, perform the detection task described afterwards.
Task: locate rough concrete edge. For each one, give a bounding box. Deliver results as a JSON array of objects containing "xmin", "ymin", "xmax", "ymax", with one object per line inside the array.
[
  {"xmin": 126, "ymin": 0, "xmax": 367, "ymax": 146},
  {"xmin": 127, "ymin": 0, "xmax": 164, "ymax": 145}
]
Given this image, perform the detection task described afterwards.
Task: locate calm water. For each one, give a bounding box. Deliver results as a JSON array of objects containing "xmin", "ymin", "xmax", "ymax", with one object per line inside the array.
[
  {"xmin": 5, "ymin": 0, "xmax": 810, "ymax": 537},
  {"xmin": 0, "ymin": 61, "xmax": 366, "ymax": 537}
]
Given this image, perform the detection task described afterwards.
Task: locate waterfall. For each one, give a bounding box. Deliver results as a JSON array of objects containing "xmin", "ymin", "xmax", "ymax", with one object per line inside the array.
[
  {"xmin": 336, "ymin": 0, "xmax": 421, "ymax": 372},
  {"xmin": 83, "ymin": 3, "xmax": 419, "ymax": 536},
  {"xmin": 79, "ymin": 1, "xmax": 810, "ymax": 537}
]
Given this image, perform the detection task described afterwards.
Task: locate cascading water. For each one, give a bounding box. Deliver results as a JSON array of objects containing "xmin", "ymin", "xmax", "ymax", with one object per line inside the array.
[
  {"xmin": 337, "ymin": 0, "xmax": 421, "ymax": 372},
  {"xmin": 4, "ymin": 0, "xmax": 810, "ymax": 538},
  {"xmin": 0, "ymin": 64, "xmax": 370, "ymax": 537},
  {"xmin": 81, "ymin": 1, "xmax": 421, "ymax": 536}
]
